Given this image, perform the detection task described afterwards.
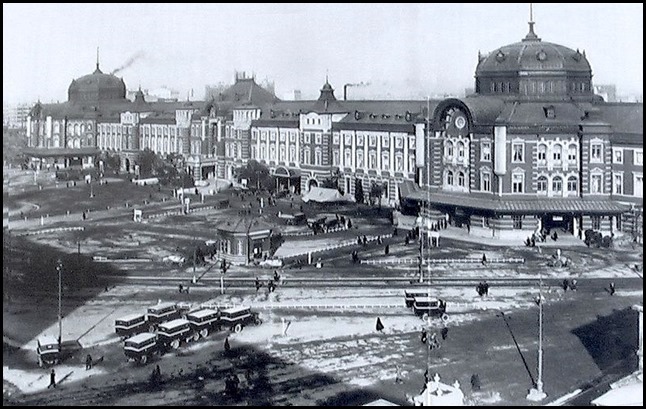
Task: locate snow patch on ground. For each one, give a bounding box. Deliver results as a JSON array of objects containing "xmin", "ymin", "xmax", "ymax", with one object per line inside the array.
[{"xmin": 3, "ymin": 365, "xmax": 107, "ymax": 394}]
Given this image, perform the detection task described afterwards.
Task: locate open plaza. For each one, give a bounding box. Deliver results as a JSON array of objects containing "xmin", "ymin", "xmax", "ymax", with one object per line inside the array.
[{"xmin": 3, "ymin": 165, "xmax": 643, "ymax": 406}]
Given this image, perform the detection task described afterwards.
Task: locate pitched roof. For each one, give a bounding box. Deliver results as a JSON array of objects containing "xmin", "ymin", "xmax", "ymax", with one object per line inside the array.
[
  {"xmin": 599, "ymin": 103, "xmax": 643, "ymax": 135},
  {"xmin": 216, "ymin": 216, "xmax": 274, "ymax": 234}
]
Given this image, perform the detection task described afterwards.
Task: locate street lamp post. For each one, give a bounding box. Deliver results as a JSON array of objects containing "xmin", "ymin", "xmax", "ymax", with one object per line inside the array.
[{"xmin": 527, "ymin": 270, "xmax": 547, "ymax": 401}]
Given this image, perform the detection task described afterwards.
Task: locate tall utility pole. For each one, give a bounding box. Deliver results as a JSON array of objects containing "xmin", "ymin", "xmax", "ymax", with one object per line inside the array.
[{"xmin": 56, "ymin": 259, "xmax": 62, "ymax": 347}]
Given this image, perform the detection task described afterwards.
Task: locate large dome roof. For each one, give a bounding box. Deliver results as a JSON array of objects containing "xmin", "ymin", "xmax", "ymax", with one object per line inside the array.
[
  {"xmin": 68, "ymin": 64, "xmax": 127, "ymax": 103},
  {"xmin": 476, "ymin": 27, "xmax": 591, "ymax": 75},
  {"xmin": 474, "ymin": 22, "xmax": 593, "ymax": 100}
]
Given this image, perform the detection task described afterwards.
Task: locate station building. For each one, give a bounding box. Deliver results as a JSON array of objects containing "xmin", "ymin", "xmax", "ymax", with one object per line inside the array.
[
  {"xmin": 25, "ymin": 17, "xmax": 642, "ymax": 240},
  {"xmin": 400, "ymin": 20, "xmax": 642, "ymax": 240}
]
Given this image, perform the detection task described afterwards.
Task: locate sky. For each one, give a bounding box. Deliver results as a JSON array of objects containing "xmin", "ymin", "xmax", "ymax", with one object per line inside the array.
[{"xmin": 3, "ymin": 3, "xmax": 643, "ymax": 104}]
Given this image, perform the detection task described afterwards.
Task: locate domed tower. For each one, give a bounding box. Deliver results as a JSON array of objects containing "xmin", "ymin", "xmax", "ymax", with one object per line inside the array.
[
  {"xmin": 475, "ymin": 14, "xmax": 593, "ymax": 101},
  {"xmin": 67, "ymin": 55, "xmax": 128, "ymax": 104}
]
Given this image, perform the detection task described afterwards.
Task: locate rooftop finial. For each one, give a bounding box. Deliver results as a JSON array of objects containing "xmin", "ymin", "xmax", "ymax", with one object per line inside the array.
[
  {"xmin": 94, "ymin": 47, "xmax": 103, "ymax": 73},
  {"xmin": 523, "ymin": 3, "xmax": 541, "ymax": 42},
  {"xmin": 326, "ymin": 69, "xmax": 329, "ymax": 84}
]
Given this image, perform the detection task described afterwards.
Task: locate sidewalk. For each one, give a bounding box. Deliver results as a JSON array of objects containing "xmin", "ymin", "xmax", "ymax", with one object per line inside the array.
[{"xmin": 397, "ymin": 215, "xmax": 585, "ymax": 248}]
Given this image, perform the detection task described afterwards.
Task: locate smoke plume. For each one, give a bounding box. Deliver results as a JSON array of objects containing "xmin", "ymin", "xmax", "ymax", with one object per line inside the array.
[{"xmin": 110, "ymin": 51, "xmax": 145, "ymax": 75}]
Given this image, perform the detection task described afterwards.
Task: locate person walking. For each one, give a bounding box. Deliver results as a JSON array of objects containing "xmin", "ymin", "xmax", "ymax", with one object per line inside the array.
[
  {"xmin": 609, "ymin": 281, "xmax": 616, "ymax": 296},
  {"xmin": 420, "ymin": 328, "xmax": 428, "ymax": 344},
  {"xmin": 441, "ymin": 326, "xmax": 449, "ymax": 340},
  {"xmin": 48, "ymin": 369, "xmax": 56, "ymax": 389},
  {"xmin": 224, "ymin": 336, "xmax": 231, "ymax": 353},
  {"xmin": 375, "ymin": 317, "xmax": 384, "ymax": 332},
  {"xmin": 85, "ymin": 354, "xmax": 93, "ymax": 370}
]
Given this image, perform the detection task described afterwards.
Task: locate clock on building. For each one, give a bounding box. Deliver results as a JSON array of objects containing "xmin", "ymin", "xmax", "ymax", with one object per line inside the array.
[{"xmin": 442, "ymin": 107, "xmax": 469, "ymax": 136}]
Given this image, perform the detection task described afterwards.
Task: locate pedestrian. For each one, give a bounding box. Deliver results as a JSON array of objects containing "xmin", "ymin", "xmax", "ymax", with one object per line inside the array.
[
  {"xmin": 82, "ymin": 211, "xmax": 87, "ymax": 221},
  {"xmin": 363, "ymin": 235, "xmax": 367, "ymax": 245},
  {"xmin": 481, "ymin": 253, "xmax": 487, "ymax": 265},
  {"xmin": 394, "ymin": 364, "xmax": 403, "ymax": 384},
  {"xmin": 470, "ymin": 373, "xmax": 481, "ymax": 391},
  {"xmin": 467, "ymin": 223, "xmax": 471, "ymax": 234},
  {"xmin": 483, "ymin": 281, "xmax": 489, "ymax": 296},
  {"xmin": 274, "ymin": 270, "xmax": 280, "ymax": 282},
  {"xmin": 562, "ymin": 279, "xmax": 569, "ymax": 292},
  {"xmin": 385, "ymin": 244, "xmax": 390, "ymax": 255},
  {"xmin": 255, "ymin": 277, "xmax": 261, "ymax": 292},
  {"xmin": 48, "ymin": 369, "xmax": 56, "ymax": 389},
  {"xmin": 420, "ymin": 329, "xmax": 427, "ymax": 344},
  {"xmin": 375, "ymin": 317, "xmax": 384, "ymax": 332},
  {"xmin": 224, "ymin": 336, "xmax": 231, "ymax": 353},
  {"xmin": 429, "ymin": 332, "xmax": 439, "ymax": 350},
  {"xmin": 441, "ymin": 326, "xmax": 448, "ymax": 340},
  {"xmin": 85, "ymin": 354, "xmax": 93, "ymax": 370},
  {"xmin": 609, "ymin": 282, "xmax": 616, "ymax": 296},
  {"xmin": 357, "ymin": 236, "xmax": 362, "ymax": 245},
  {"xmin": 569, "ymin": 279, "xmax": 578, "ymax": 291},
  {"xmin": 179, "ymin": 283, "xmax": 184, "ymax": 293}
]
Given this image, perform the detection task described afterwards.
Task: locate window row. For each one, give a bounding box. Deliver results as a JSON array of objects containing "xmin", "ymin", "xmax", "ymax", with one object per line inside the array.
[{"xmin": 444, "ymin": 140, "xmax": 467, "ymax": 160}]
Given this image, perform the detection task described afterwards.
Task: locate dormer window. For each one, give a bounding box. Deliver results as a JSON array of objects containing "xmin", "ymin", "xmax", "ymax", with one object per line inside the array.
[{"xmin": 543, "ymin": 106, "xmax": 556, "ymax": 119}]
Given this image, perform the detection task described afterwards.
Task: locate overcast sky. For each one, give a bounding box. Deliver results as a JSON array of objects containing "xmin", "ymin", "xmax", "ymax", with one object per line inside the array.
[{"xmin": 3, "ymin": 3, "xmax": 643, "ymax": 103}]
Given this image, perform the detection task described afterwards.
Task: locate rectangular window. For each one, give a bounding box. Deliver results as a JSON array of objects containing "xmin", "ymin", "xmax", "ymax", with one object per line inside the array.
[
  {"xmin": 304, "ymin": 133, "xmax": 311, "ymax": 144},
  {"xmin": 279, "ymin": 132, "xmax": 286, "ymax": 142},
  {"xmin": 344, "ymin": 149, "xmax": 352, "ymax": 167},
  {"xmin": 409, "ymin": 136, "xmax": 416, "ymax": 149},
  {"xmin": 591, "ymin": 174, "xmax": 602, "ymax": 194},
  {"xmin": 315, "ymin": 134, "xmax": 322, "ymax": 145},
  {"xmin": 591, "ymin": 143, "xmax": 602, "ymax": 162},
  {"xmin": 512, "ymin": 173, "xmax": 524, "ymax": 193},
  {"xmin": 512, "ymin": 143, "xmax": 524, "ymax": 162},
  {"xmin": 635, "ymin": 151, "xmax": 643, "ymax": 166},
  {"xmin": 333, "ymin": 150, "xmax": 340, "ymax": 166},
  {"xmin": 333, "ymin": 134, "xmax": 340, "ymax": 145},
  {"xmin": 512, "ymin": 215, "xmax": 523, "ymax": 229},
  {"xmin": 481, "ymin": 141, "xmax": 491, "ymax": 161},
  {"xmin": 591, "ymin": 216, "xmax": 601, "ymax": 230},
  {"xmin": 613, "ymin": 148, "xmax": 623, "ymax": 164},
  {"xmin": 613, "ymin": 173, "xmax": 623, "ymax": 195},
  {"xmin": 382, "ymin": 135, "xmax": 389, "ymax": 148},
  {"xmin": 357, "ymin": 135, "xmax": 364, "ymax": 146},
  {"xmin": 395, "ymin": 155, "xmax": 403, "ymax": 172},
  {"xmin": 343, "ymin": 134, "xmax": 351, "ymax": 146},
  {"xmin": 270, "ymin": 132, "xmax": 276, "ymax": 142},
  {"xmin": 369, "ymin": 135, "xmax": 377, "ymax": 147},
  {"xmin": 356, "ymin": 149, "xmax": 364, "ymax": 168},
  {"xmin": 289, "ymin": 132, "xmax": 296, "ymax": 143},
  {"xmin": 409, "ymin": 155, "xmax": 415, "ymax": 173},
  {"xmin": 395, "ymin": 136, "xmax": 403, "ymax": 149}
]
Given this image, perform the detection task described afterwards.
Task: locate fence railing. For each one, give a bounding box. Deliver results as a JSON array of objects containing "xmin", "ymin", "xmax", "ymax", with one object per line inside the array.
[{"xmin": 361, "ymin": 257, "xmax": 525, "ymax": 265}]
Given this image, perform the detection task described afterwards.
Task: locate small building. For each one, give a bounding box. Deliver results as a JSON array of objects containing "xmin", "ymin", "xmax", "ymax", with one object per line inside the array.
[{"xmin": 215, "ymin": 216, "xmax": 277, "ymax": 265}]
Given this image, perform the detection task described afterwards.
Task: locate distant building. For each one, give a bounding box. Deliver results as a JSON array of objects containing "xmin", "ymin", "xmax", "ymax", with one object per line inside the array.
[
  {"xmin": 594, "ymin": 84, "xmax": 617, "ymax": 103},
  {"xmin": 127, "ymin": 86, "xmax": 180, "ymax": 102},
  {"xmin": 3, "ymin": 102, "xmax": 32, "ymax": 129}
]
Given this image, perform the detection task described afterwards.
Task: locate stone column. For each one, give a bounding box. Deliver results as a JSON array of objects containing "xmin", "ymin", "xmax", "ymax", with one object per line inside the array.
[{"xmin": 634, "ymin": 304, "xmax": 643, "ymax": 372}]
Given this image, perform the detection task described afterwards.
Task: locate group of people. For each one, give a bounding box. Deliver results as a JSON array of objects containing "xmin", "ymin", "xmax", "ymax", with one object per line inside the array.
[
  {"xmin": 476, "ymin": 281, "xmax": 490, "ymax": 297},
  {"xmin": 255, "ymin": 270, "xmax": 281, "ymax": 293}
]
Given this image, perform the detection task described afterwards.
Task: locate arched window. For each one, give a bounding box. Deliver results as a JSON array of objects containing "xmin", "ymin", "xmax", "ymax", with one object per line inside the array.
[
  {"xmin": 568, "ymin": 144, "xmax": 577, "ymax": 162},
  {"xmin": 446, "ymin": 170, "xmax": 454, "ymax": 185},
  {"xmin": 552, "ymin": 176, "xmax": 563, "ymax": 194},
  {"xmin": 458, "ymin": 171, "xmax": 465, "ymax": 187},
  {"xmin": 537, "ymin": 176, "xmax": 548, "ymax": 193},
  {"xmin": 54, "ymin": 123, "xmax": 60, "ymax": 134},
  {"xmin": 382, "ymin": 151, "xmax": 389, "ymax": 171},
  {"xmin": 315, "ymin": 148, "xmax": 322, "ymax": 166},
  {"xmin": 289, "ymin": 146, "xmax": 296, "ymax": 162},
  {"xmin": 457, "ymin": 141, "xmax": 465, "ymax": 159},
  {"xmin": 552, "ymin": 144, "xmax": 562, "ymax": 162},
  {"xmin": 279, "ymin": 145, "xmax": 286, "ymax": 162},
  {"xmin": 74, "ymin": 124, "xmax": 80, "ymax": 136},
  {"xmin": 260, "ymin": 145, "xmax": 266, "ymax": 160},
  {"xmin": 538, "ymin": 144, "xmax": 547, "ymax": 163},
  {"xmin": 303, "ymin": 147, "xmax": 311, "ymax": 165},
  {"xmin": 567, "ymin": 176, "xmax": 578, "ymax": 193},
  {"xmin": 446, "ymin": 141, "xmax": 454, "ymax": 158}
]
